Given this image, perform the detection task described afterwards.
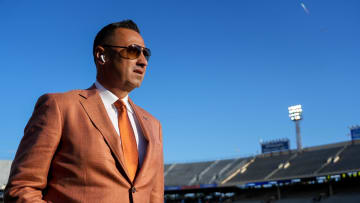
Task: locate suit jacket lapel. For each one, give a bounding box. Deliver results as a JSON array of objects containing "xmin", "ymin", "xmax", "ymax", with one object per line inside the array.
[
  {"xmin": 78, "ymin": 86, "xmax": 130, "ymax": 182},
  {"xmin": 128, "ymin": 99, "xmax": 155, "ymax": 183}
]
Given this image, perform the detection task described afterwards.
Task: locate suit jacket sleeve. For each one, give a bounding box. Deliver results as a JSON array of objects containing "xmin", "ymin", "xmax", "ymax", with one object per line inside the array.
[
  {"xmin": 150, "ymin": 121, "xmax": 164, "ymax": 203},
  {"xmin": 5, "ymin": 94, "xmax": 62, "ymax": 203}
]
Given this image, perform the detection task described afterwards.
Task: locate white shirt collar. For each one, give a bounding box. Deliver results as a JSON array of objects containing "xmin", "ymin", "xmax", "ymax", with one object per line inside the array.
[{"xmin": 94, "ymin": 81, "xmax": 134, "ymax": 114}]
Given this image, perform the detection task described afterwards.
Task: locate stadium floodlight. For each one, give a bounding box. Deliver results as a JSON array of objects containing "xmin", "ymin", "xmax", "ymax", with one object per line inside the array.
[
  {"xmin": 288, "ymin": 104, "xmax": 303, "ymax": 150},
  {"xmin": 288, "ymin": 105, "xmax": 303, "ymax": 121}
]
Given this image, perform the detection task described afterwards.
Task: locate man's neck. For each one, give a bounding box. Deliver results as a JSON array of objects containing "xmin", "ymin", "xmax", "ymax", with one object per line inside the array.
[{"xmin": 96, "ymin": 80, "xmax": 129, "ymax": 99}]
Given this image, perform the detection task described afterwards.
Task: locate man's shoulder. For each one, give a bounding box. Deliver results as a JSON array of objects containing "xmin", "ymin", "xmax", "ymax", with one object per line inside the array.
[
  {"xmin": 131, "ymin": 102, "xmax": 160, "ymax": 124},
  {"xmin": 36, "ymin": 87, "xmax": 95, "ymax": 106},
  {"xmin": 39, "ymin": 89, "xmax": 83, "ymax": 100}
]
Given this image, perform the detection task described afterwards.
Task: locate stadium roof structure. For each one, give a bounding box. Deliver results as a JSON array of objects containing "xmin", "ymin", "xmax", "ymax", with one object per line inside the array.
[{"xmin": 164, "ymin": 140, "xmax": 360, "ymax": 191}]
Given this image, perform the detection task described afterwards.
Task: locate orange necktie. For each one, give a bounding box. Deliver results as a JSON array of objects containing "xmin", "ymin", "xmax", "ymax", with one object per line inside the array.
[{"xmin": 114, "ymin": 100, "xmax": 139, "ymax": 181}]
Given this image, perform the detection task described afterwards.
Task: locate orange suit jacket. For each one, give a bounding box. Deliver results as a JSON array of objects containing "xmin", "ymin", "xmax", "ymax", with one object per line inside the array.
[{"xmin": 5, "ymin": 86, "xmax": 164, "ymax": 203}]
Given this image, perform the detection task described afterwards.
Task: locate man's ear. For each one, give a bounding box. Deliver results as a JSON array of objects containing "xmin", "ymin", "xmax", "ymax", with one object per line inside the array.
[{"xmin": 95, "ymin": 46, "xmax": 106, "ymax": 65}]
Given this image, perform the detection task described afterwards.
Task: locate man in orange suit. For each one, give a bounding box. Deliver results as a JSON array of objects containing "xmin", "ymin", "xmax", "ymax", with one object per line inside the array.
[{"xmin": 5, "ymin": 20, "xmax": 164, "ymax": 203}]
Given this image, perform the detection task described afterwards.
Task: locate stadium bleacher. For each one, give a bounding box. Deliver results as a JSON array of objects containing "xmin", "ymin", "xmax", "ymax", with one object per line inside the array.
[
  {"xmin": 198, "ymin": 158, "xmax": 246, "ymax": 184},
  {"xmin": 164, "ymin": 141, "xmax": 360, "ymax": 187},
  {"xmin": 165, "ymin": 161, "xmax": 214, "ymax": 186},
  {"xmin": 270, "ymin": 145, "xmax": 344, "ymax": 180},
  {"xmin": 164, "ymin": 140, "xmax": 360, "ymax": 202},
  {"xmin": 164, "ymin": 157, "xmax": 250, "ymax": 186},
  {"xmin": 318, "ymin": 143, "xmax": 360, "ymax": 175},
  {"xmin": 225, "ymin": 152, "xmax": 294, "ymax": 184}
]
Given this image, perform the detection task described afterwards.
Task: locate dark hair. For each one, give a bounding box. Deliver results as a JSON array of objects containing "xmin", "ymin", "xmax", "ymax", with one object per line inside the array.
[{"xmin": 93, "ymin": 20, "xmax": 140, "ymax": 58}]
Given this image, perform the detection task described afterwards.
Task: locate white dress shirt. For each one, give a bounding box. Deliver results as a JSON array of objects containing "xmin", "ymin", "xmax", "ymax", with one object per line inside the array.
[{"xmin": 95, "ymin": 81, "xmax": 147, "ymax": 168}]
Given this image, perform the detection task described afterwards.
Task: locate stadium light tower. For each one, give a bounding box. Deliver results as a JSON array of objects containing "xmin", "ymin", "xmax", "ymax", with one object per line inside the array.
[{"xmin": 288, "ymin": 104, "xmax": 303, "ymax": 151}]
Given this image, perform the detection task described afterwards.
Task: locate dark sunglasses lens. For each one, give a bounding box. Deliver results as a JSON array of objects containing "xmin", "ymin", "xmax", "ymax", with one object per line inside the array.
[
  {"xmin": 126, "ymin": 45, "xmax": 141, "ymax": 59},
  {"xmin": 143, "ymin": 48, "xmax": 151, "ymax": 61}
]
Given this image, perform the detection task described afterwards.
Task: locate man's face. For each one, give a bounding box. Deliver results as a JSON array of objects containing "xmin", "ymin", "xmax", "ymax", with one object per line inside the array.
[{"xmin": 102, "ymin": 28, "xmax": 148, "ymax": 92}]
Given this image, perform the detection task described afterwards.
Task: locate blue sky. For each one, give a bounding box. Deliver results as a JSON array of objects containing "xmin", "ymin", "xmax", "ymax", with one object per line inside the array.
[{"xmin": 0, "ymin": 0, "xmax": 359, "ymax": 163}]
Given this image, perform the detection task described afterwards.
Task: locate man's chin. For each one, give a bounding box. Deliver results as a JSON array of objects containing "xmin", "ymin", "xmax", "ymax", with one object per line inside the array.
[
  {"xmin": 126, "ymin": 80, "xmax": 143, "ymax": 90},
  {"xmin": 134, "ymin": 82, "xmax": 143, "ymax": 88}
]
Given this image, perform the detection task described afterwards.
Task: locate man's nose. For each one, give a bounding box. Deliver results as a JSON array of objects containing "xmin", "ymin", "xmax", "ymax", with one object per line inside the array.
[{"xmin": 137, "ymin": 52, "xmax": 148, "ymax": 67}]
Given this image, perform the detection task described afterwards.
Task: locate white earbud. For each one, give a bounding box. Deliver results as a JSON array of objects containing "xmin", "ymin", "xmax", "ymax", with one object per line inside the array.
[{"xmin": 100, "ymin": 55, "xmax": 106, "ymax": 63}]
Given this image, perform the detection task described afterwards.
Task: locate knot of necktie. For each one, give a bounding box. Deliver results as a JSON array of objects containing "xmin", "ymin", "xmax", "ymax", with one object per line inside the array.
[{"xmin": 114, "ymin": 100, "xmax": 126, "ymax": 112}]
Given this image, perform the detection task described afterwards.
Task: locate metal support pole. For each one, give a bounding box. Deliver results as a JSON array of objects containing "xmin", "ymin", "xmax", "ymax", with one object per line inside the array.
[
  {"xmin": 277, "ymin": 185, "xmax": 281, "ymax": 200},
  {"xmin": 329, "ymin": 182, "xmax": 333, "ymax": 196},
  {"xmin": 295, "ymin": 120, "xmax": 302, "ymax": 150}
]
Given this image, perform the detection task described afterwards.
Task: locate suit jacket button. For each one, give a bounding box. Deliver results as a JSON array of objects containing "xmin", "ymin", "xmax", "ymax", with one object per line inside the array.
[{"xmin": 131, "ymin": 187, "xmax": 136, "ymax": 193}]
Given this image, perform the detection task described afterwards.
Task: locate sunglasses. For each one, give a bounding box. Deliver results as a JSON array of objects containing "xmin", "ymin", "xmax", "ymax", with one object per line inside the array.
[{"xmin": 102, "ymin": 44, "xmax": 151, "ymax": 61}]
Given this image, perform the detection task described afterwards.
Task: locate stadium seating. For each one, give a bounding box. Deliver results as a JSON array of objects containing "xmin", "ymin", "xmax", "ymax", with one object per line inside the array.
[
  {"xmin": 164, "ymin": 164, "xmax": 170, "ymax": 172},
  {"xmin": 198, "ymin": 158, "xmax": 248, "ymax": 184},
  {"xmin": 165, "ymin": 161, "xmax": 213, "ymax": 186},
  {"xmin": 271, "ymin": 146, "xmax": 343, "ymax": 180},
  {"xmin": 164, "ymin": 158, "xmax": 251, "ymax": 186},
  {"xmin": 226, "ymin": 152, "xmax": 294, "ymax": 184},
  {"xmin": 319, "ymin": 143, "xmax": 360, "ymax": 175},
  {"xmin": 163, "ymin": 141, "xmax": 360, "ymax": 202},
  {"xmin": 163, "ymin": 141, "xmax": 360, "ymax": 188}
]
